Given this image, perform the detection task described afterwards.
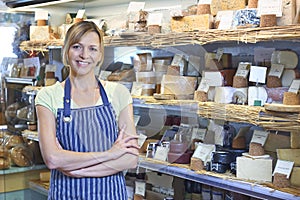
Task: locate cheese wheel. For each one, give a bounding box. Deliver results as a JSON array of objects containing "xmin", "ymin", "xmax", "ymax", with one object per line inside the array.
[
  {"xmin": 281, "ymin": 69, "xmax": 300, "ymax": 87},
  {"xmin": 271, "ymin": 50, "xmax": 298, "ymax": 69}
]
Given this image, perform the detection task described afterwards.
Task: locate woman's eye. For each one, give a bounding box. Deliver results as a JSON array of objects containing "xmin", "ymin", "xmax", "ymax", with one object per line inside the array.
[
  {"xmin": 72, "ymin": 45, "xmax": 81, "ymax": 49},
  {"xmin": 90, "ymin": 47, "xmax": 98, "ymax": 52}
]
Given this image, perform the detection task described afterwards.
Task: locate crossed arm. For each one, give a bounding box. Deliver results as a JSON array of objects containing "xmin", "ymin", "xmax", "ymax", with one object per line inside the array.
[{"xmin": 36, "ymin": 104, "xmax": 139, "ymax": 178}]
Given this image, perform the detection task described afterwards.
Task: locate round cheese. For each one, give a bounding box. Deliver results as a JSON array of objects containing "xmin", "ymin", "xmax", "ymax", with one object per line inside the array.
[{"xmin": 271, "ymin": 50, "xmax": 298, "ymax": 69}]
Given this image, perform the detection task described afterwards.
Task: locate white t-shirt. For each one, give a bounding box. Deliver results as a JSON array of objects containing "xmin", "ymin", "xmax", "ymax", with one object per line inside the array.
[{"xmin": 35, "ymin": 81, "xmax": 132, "ymax": 120}]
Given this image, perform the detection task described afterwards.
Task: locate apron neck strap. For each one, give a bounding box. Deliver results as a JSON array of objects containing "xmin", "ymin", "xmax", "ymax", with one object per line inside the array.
[{"xmin": 63, "ymin": 76, "xmax": 110, "ymax": 121}]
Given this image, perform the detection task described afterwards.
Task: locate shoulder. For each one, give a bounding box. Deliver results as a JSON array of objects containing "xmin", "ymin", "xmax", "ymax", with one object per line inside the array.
[{"xmin": 104, "ymin": 81, "xmax": 131, "ymax": 96}]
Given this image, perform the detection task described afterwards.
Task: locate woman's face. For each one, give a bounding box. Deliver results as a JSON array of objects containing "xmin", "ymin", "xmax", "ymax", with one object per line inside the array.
[{"xmin": 68, "ymin": 31, "xmax": 102, "ymax": 76}]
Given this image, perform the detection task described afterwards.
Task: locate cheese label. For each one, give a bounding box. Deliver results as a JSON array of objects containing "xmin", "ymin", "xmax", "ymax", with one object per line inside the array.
[
  {"xmin": 288, "ymin": 79, "xmax": 300, "ymax": 94},
  {"xmin": 273, "ymin": 160, "xmax": 294, "ymax": 178},
  {"xmin": 192, "ymin": 128, "xmax": 207, "ymax": 141},
  {"xmin": 138, "ymin": 133, "xmax": 147, "ymax": 147},
  {"xmin": 135, "ymin": 181, "xmax": 146, "ymax": 196},
  {"xmin": 268, "ymin": 64, "xmax": 284, "ymax": 78},
  {"xmin": 154, "ymin": 146, "xmax": 169, "ymax": 161},
  {"xmin": 147, "ymin": 12, "xmax": 163, "ymax": 26},
  {"xmin": 198, "ymin": 0, "xmax": 212, "ymax": 4},
  {"xmin": 197, "ymin": 78, "xmax": 210, "ymax": 92},
  {"xmin": 127, "ymin": 2, "xmax": 145, "ymax": 12},
  {"xmin": 249, "ymin": 66, "xmax": 267, "ymax": 84},
  {"xmin": 257, "ymin": 0, "xmax": 283, "ymax": 17},
  {"xmin": 218, "ymin": 10, "xmax": 235, "ymax": 30},
  {"xmin": 216, "ymin": 48, "xmax": 224, "ymax": 62},
  {"xmin": 236, "ymin": 62, "xmax": 251, "ymax": 78},
  {"xmin": 251, "ymin": 130, "xmax": 269, "ymax": 146},
  {"xmin": 76, "ymin": 9, "xmax": 86, "ymax": 19},
  {"xmin": 35, "ymin": 10, "xmax": 48, "ymax": 21},
  {"xmin": 192, "ymin": 143, "xmax": 215, "ymax": 162}
]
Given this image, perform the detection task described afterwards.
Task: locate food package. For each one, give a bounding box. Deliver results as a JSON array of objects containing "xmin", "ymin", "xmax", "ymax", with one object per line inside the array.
[{"xmin": 232, "ymin": 9, "xmax": 260, "ymax": 28}]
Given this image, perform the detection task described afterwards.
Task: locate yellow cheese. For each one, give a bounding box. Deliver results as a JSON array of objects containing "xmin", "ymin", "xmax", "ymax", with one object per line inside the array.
[
  {"xmin": 290, "ymin": 167, "xmax": 300, "ymax": 187},
  {"xmin": 171, "ymin": 14, "xmax": 213, "ymax": 32},
  {"xmin": 161, "ymin": 75, "xmax": 197, "ymax": 98},
  {"xmin": 210, "ymin": 0, "xmax": 246, "ymax": 16},
  {"xmin": 291, "ymin": 131, "xmax": 300, "ymax": 149},
  {"xmin": 277, "ymin": 149, "xmax": 300, "ymax": 166},
  {"xmin": 264, "ymin": 133, "xmax": 291, "ymax": 152}
]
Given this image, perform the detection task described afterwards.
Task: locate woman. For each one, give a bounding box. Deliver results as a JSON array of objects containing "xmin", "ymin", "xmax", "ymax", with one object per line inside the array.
[{"xmin": 35, "ymin": 21, "xmax": 139, "ymax": 199}]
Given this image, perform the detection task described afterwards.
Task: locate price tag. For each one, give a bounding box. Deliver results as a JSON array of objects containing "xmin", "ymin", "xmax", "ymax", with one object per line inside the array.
[
  {"xmin": 257, "ymin": 0, "xmax": 282, "ymax": 17},
  {"xmin": 251, "ymin": 130, "xmax": 269, "ymax": 146},
  {"xmin": 135, "ymin": 181, "xmax": 146, "ymax": 196},
  {"xmin": 273, "ymin": 160, "xmax": 294, "ymax": 178},
  {"xmin": 236, "ymin": 62, "xmax": 251, "ymax": 78},
  {"xmin": 191, "ymin": 128, "xmax": 207, "ymax": 141},
  {"xmin": 138, "ymin": 133, "xmax": 147, "ymax": 148},
  {"xmin": 127, "ymin": 2, "xmax": 145, "ymax": 12},
  {"xmin": 76, "ymin": 9, "xmax": 86, "ymax": 19},
  {"xmin": 147, "ymin": 12, "xmax": 163, "ymax": 26},
  {"xmin": 192, "ymin": 143, "xmax": 215, "ymax": 162},
  {"xmin": 268, "ymin": 64, "xmax": 284, "ymax": 78},
  {"xmin": 154, "ymin": 146, "xmax": 169, "ymax": 161},
  {"xmin": 198, "ymin": 0, "xmax": 212, "ymax": 4},
  {"xmin": 197, "ymin": 78, "xmax": 210, "ymax": 92},
  {"xmin": 288, "ymin": 79, "xmax": 300, "ymax": 94},
  {"xmin": 35, "ymin": 10, "xmax": 48, "ymax": 21},
  {"xmin": 249, "ymin": 66, "xmax": 267, "ymax": 84},
  {"xmin": 131, "ymin": 82, "xmax": 143, "ymax": 96},
  {"xmin": 216, "ymin": 48, "xmax": 224, "ymax": 62}
]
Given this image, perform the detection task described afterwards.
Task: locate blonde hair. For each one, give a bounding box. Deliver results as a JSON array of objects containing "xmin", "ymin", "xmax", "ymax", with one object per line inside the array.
[{"xmin": 62, "ymin": 21, "xmax": 104, "ymax": 67}]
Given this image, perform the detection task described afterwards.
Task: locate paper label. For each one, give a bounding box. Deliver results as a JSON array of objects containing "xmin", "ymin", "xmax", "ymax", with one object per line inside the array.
[
  {"xmin": 135, "ymin": 181, "xmax": 146, "ymax": 196},
  {"xmin": 273, "ymin": 160, "xmax": 294, "ymax": 179},
  {"xmin": 257, "ymin": 0, "xmax": 282, "ymax": 17},
  {"xmin": 268, "ymin": 64, "xmax": 284, "ymax": 78},
  {"xmin": 23, "ymin": 57, "xmax": 41, "ymax": 77},
  {"xmin": 236, "ymin": 62, "xmax": 251, "ymax": 78},
  {"xmin": 218, "ymin": 10, "xmax": 234, "ymax": 30},
  {"xmin": 198, "ymin": 0, "xmax": 212, "ymax": 4},
  {"xmin": 216, "ymin": 48, "xmax": 224, "ymax": 62},
  {"xmin": 76, "ymin": 9, "xmax": 86, "ymax": 19},
  {"xmin": 134, "ymin": 115, "xmax": 141, "ymax": 127},
  {"xmin": 197, "ymin": 78, "xmax": 210, "ymax": 92},
  {"xmin": 204, "ymin": 71, "xmax": 223, "ymax": 86},
  {"xmin": 147, "ymin": 13, "xmax": 163, "ymax": 26},
  {"xmin": 251, "ymin": 130, "xmax": 269, "ymax": 146},
  {"xmin": 131, "ymin": 82, "xmax": 143, "ymax": 96},
  {"xmin": 127, "ymin": 2, "xmax": 145, "ymax": 12},
  {"xmin": 249, "ymin": 66, "xmax": 267, "ymax": 84},
  {"xmin": 192, "ymin": 143, "xmax": 215, "ymax": 162},
  {"xmin": 154, "ymin": 146, "xmax": 169, "ymax": 161},
  {"xmin": 35, "ymin": 10, "xmax": 48, "ymax": 21},
  {"xmin": 138, "ymin": 133, "xmax": 147, "ymax": 147},
  {"xmin": 191, "ymin": 128, "xmax": 207, "ymax": 141},
  {"xmin": 288, "ymin": 79, "xmax": 300, "ymax": 94}
]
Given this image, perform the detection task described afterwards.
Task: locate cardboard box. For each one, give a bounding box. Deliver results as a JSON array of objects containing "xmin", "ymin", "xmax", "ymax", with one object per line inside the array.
[
  {"xmin": 237, "ymin": 156, "xmax": 273, "ymax": 182},
  {"xmin": 30, "ymin": 26, "xmax": 50, "ymax": 40},
  {"xmin": 171, "ymin": 14, "xmax": 213, "ymax": 32}
]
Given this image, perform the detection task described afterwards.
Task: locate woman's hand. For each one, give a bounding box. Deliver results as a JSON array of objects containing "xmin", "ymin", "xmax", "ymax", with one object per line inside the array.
[{"xmin": 108, "ymin": 126, "xmax": 139, "ymax": 160}]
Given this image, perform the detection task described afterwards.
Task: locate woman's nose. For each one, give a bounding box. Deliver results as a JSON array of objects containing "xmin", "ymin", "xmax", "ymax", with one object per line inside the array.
[{"xmin": 80, "ymin": 48, "xmax": 89, "ymax": 58}]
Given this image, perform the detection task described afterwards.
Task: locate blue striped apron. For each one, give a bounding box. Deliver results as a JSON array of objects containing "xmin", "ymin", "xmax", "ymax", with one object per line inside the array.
[{"xmin": 48, "ymin": 77, "xmax": 127, "ymax": 200}]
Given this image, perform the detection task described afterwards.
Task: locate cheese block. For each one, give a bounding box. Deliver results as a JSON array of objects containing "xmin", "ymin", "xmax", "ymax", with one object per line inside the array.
[
  {"xmin": 30, "ymin": 26, "xmax": 50, "ymax": 41},
  {"xmin": 233, "ymin": 76, "xmax": 248, "ymax": 88},
  {"xmin": 214, "ymin": 86, "xmax": 235, "ymax": 104},
  {"xmin": 171, "ymin": 14, "xmax": 213, "ymax": 32},
  {"xmin": 248, "ymin": 86, "xmax": 268, "ymax": 106},
  {"xmin": 264, "ymin": 133, "xmax": 291, "ymax": 152},
  {"xmin": 277, "ymin": 0, "xmax": 296, "ymax": 26},
  {"xmin": 277, "ymin": 149, "xmax": 300, "ymax": 166},
  {"xmin": 290, "ymin": 167, "xmax": 300, "ymax": 187},
  {"xmin": 266, "ymin": 76, "xmax": 282, "ymax": 88},
  {"xmin": 273, "ymin": 173, "xmax": 291, "ymax": 188},
  {"xmin": 271, "ymin": 50, "xmax": 298, "ymax": 69},
  {"xmin": 281, "ymin": 69, "xmax": 300, "ymax": 87},
  {"xmin": 283, "ymin": 91, "xmax": 300, "ymax": 105},
  {"xmin": 161, "ymin": 75, "xmax": 197, "ymax": 98},
  {"xmin": 265, "ymin": 87, "xmax": 289, "ymax": 102},
  {"xmin": 205, "ymin": 53, "xmax": 233, "ymax": 70},
  {"xmin": 291, "ymin": 131, "xmax": 300, "ymax": 149},
  {"xmin": 236, "ymin": 156, "xmax": 273, "ymax": 182},
  {"xmin": 194, "ymin": 90, "xmax": 208, "ymax": 102},
  {"xmin": 210, "ymin": 0, "xmax": 246, "ymax": 16}
]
